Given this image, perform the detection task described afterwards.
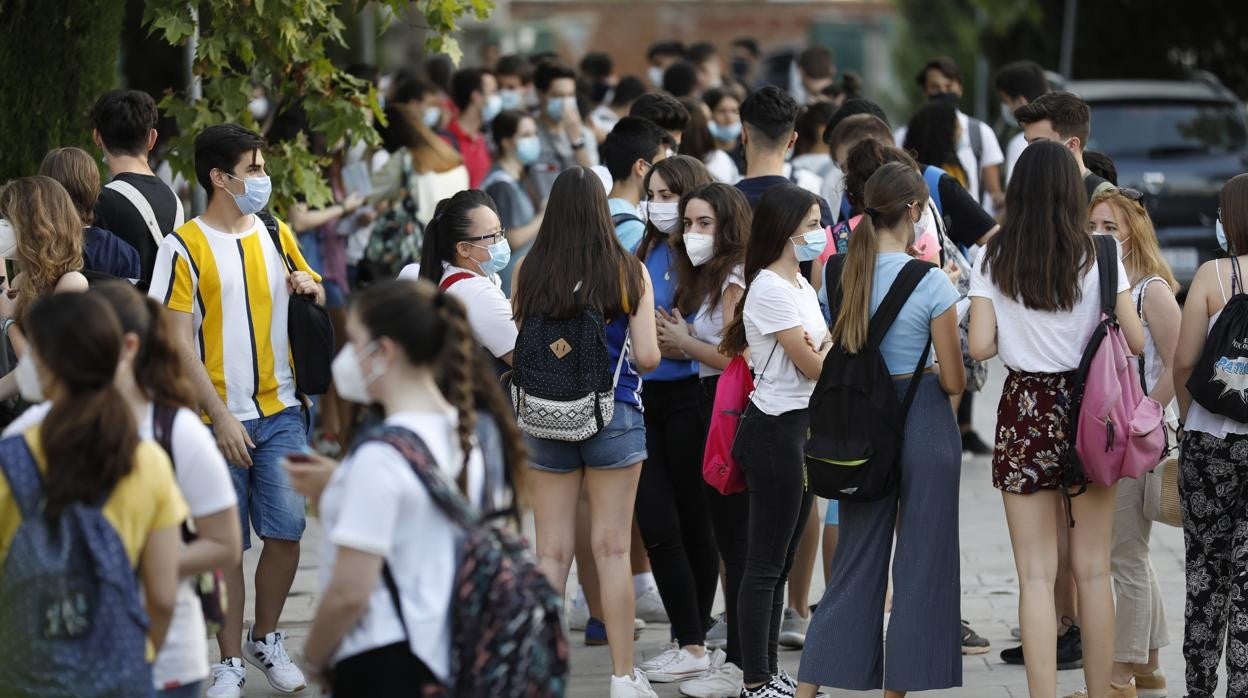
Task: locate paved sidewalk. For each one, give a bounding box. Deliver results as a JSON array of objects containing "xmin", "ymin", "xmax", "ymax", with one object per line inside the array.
[{"xmin": 221, "ymin": 360, "xmax": 1201, "ymax": 696}]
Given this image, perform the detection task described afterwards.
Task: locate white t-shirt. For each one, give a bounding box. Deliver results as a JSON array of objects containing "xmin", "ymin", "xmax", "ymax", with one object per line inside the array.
[
  {"xmin": 743, "ymin": 269, "xmax": 827, "ymax": 415},
  {"xmin": 397, "ymin": 263, "xmax": 518, "ymax": 359},
  {"xmin": 1004, "ymin": 131, "xmax": 1027, "ymax": 184},
  {"xmin": 705, "ymin": 149, "xmax": 740, "ymax": 184},
  {"xmin": 318, "ymin": 410, "xmax": 485, "ymax": 681},
  {"xmin": 896, "ymin": 111, "xmax": 1005, "ymax": 209},
  {"xmin": 968, "ymin": 249, "xmax": 1128, "ymax": 373},
  {"xmin": 691, "ymin": 265, "xmax": 745, "ymax": 378},
  {"xmin": 4, "ymin": 403, "xmax": 235, "ymax": 689}
]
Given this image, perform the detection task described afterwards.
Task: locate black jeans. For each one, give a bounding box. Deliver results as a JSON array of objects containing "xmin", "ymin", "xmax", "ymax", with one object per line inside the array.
[
  {"xmin": 732, "ymin": 403, "xmax": 815, "ymax": 685},
  {"xmin": 636, "ymin": 377, "xmax": 720, "ymax": 646},
  {"xmin": 330, "ymin": 642, "xmax": 440, "ymax": 697},
  {"xmin": 699, "ymin": 375, "xmax": 749, "ymax": 665}
]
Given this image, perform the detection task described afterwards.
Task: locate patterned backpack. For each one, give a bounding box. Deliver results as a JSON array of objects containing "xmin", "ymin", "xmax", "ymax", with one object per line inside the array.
[
  {"xmin": 364, "ymin": 426, "xmax": 568, "ymax": 697},
  {"xmin": 357, "ymin": 154, "xmax": 424, "ymax": 287},
  {"xmin": 0, "ymin": 435, "xmax": 152, "ymax": 697}
]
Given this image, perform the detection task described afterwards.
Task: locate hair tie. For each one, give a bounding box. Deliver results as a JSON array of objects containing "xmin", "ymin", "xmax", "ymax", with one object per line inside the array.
[{"xmin": 864, "ymin": 207, "xmax": 881, "ymax": 220}]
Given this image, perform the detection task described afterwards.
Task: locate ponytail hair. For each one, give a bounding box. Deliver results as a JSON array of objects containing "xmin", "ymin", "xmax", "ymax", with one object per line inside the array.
[
  {"xmin": 831, "ymin": 161, "xmax": 929, "ymax": 353},
  {"xmin": 418, "ymin": 189, "xmax": 499, "ymax": 283},
  {"xmin": 92, "ymin": 280, "xmax": 196, "ymax": 409},
  {"xmin": 27, "ymin": 293, "xmax": 138, "ymax": 519}
]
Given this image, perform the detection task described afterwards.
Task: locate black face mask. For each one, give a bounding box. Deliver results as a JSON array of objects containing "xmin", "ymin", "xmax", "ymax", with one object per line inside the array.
[
  {"xmin": 731, "ymin": 58, "xmax": 751, "ymax": 80},
  {"xmin": 929, "ymin": 91, "xmax": 961, "ymax": 105}
]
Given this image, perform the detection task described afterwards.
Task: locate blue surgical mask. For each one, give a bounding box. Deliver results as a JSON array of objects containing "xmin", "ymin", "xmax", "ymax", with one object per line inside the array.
[
  {"xmin": 708, "ymin": 121, "xmax": 742, "ymax": 142},
  {"xmin": 792, "ymin": 227, "xmax": 827, "ymax": 262},
  {"xmin": 1000, "ymin": 102, "xmax": 1018, "ymax": 128},
  {"xmin": 423, "ymin": 106, "xmax": 442, "ymax": 128},
  {"xmin": 516, "ymin": 136, "xmax": 542, "ymax": 165},
  {"xmin": 471, "ymin": 238, "xmax": 512, "ymax": 276},
  {"xmin": 482, "ymin": 94, "xmax": 503, "ymax": 123},
  {"xmin": 546, "ymin": 97, "xmax": 573, "ymax": 122},
  {"xmin": 1217, "ymin": 218, "xmax": 1231, "ymax": 253},
  {"xmin": 499, "ymin": 89, "xmax": 524, "ymax": 111},
  {"xmin": 225, "ymin": 173, "xmax": 272, "ymax": 216}
]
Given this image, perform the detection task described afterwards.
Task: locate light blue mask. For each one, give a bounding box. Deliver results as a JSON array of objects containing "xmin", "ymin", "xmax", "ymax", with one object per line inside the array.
[
  {"xmin": 1218, "ymin": 218, "xmax": 1231, "ymax": 253},
  {"xmin": 546, "ymin": 97, "xmax": 573, "ymax": 122},
  {"xmin": 423, "ymin": 107, "xmax": 442, "ymax": 128},
  {"xmin": 499, "ymin": 89, "xmax": 524, "ymax": 111},
  {"xmin": 708, "ymin": 121, "xmax": 742, "ymax": 142},
  {"xmin": 792, "ymin": 227, "xmax": 827, "ymax": 262},
  {"xmin": 225, "ymin": 173, "xmax": 272, "ymax": 216},
  {"xmin": 516, "ymin": 136, "xmax": 542, "ymax": 165},
  {"xmin": 472, "ymin": 238, "xmax": 512, "ymax": 276},
  {"xmin": 482, "ymin": 94, "xmax": 503, "ymax": 124},
  {"xmin": 1000, "ymin": 102, "xmax": 1018, "ymax": 128}
]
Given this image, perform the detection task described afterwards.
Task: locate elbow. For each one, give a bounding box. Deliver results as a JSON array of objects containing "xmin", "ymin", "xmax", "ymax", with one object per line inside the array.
[
  {"xmin": 968, "ymin": 344, "xmax": 993, "ymax": 362},
  {"xmin": 145, "ymin": 586, "xmax": 177, "ymax": 622},
  {"xmin": 634, "ymin": 347, "xmax": 661, "ymax": 374}
]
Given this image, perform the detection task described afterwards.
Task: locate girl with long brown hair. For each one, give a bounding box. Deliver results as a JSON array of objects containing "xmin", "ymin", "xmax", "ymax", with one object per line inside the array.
[
  {"xmin": 291, "ymin": 279, "xmax": 526, "ymax": 696},
  {"xmin": 797, "ymin": 162, "xmax": 965, "ymax": 698},
  {"xmin": 512, "ymin": 167, "xmax": 661, "ymax": 698},
  {"xmin": 968, "ymin": 140, "xmax": 1144, "ymax": 698},
  {"xmin": 718, "ymin": 183, "xmax": 831, "ymax": 697},
  {"xmin": 1088, "ymin": 186, "xmax": 1180, "ymax": 694}
]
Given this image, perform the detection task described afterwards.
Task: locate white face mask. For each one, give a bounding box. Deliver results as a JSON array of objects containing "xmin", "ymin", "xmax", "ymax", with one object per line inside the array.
[
  {"xmin": 648, "ymin": 66, "xmax": 665, "ymax": 88},
  {"xmin": 640, "ymin": 201, "xmax": 680, "ymax": 234},
  {"xmin": 331, "ymin": 342, "xmax": 382, "ymax": 405},
  {"xmin": 0, "ymin": 219, "xmax": 16, "ymax": 258},
  {"xmin": 15, "ymin": 353, "xmax": 43, "ymax": 403},
  {"xmin": 684, "ymin": 232, "xmax": 715, "ymax": 267}
]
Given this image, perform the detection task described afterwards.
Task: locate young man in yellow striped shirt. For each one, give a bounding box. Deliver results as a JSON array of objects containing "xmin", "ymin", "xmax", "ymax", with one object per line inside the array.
[{"xmin": 150, "ymin": 123, "xmax": 323, "ymax": 697}]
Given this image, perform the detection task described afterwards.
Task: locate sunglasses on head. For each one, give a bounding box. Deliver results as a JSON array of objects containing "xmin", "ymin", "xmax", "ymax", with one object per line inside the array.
[{"xmin": 1113, "ymin": 186, "xmax": 1144, "ymax": 202}]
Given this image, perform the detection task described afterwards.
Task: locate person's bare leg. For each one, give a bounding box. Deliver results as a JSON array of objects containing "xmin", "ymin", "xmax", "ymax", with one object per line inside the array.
[
  {"xmin": 787, "ymin": 506, "xmax": 820, "ymax": 616},
  {"xmin": 1070, "ymin": 484, "xmax": 1118, "ymax": 697},
  {"xmin": 575, "ymin": 488, "xmax": 605, "ymax": 620},
  {"xmin": 631, "ymin": 519, "xmax": 651, "ymax": 574},
  {"xmin": 1003, "ymin": 490, "xmax": 1060, "ymax": 698},
  {"xmin": 884, "ymin": 690, "xmax": 907, "ymax": 698},
  {"xmin": 821, "ymin": 524, "xmax": 840, "ymax": 587},
  {"xmin": 585, "ymin": 463, "xmax": 644, "ymax": 677},
  {"xmin": 531, "ymin": 469, "xmax": 585, "ymax": 599},
  {"xmin": 251, "ymin": 538, "xmax": 300, "ymax": 638},
  {"xmin": 217, "ymin": 561, "xmax": 246, "ymax": 657},
  {"xmin": 1055, "ymin": 495, "xmax": 1080, "ymax": 630},
  {"xmin": 796, "ymin": 682, "xmax": 819, "ymax": 698}
]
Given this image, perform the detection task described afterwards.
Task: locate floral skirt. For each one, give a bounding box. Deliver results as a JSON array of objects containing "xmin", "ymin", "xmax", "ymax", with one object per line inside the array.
[{"xmin": 992, "ymin": 370, "xmax": 1077, "ymax": 494}]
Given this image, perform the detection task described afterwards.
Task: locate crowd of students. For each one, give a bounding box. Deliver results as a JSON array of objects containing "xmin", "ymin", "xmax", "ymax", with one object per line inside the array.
[{"xmin": 0, "ymin": 36, "xmax": 1245, "ymax": 698}]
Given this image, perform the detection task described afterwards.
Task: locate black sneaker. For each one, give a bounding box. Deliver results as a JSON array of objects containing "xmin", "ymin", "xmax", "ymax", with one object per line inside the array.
[
  {"xmin": 961, "ymin": 619, "xmax": 990, "ymax": 655},
  {"xmin": 999, "ymin": 619, "xmax": 1083, "ymax": 670},
  {"xmin": 961, "ymin": 430, "xmax": 993, "ymax": 455}
]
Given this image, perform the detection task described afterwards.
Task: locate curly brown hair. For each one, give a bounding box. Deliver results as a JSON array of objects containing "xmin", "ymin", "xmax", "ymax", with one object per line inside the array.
[{"xmin": 0, "ymin": 176, "xmax": 85, "ymax": 322}]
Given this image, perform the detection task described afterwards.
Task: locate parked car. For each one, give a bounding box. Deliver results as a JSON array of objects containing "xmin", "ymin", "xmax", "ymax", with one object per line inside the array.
[{"xmin": 1069, "ymin": 75, "xmax": 1248, "ymax": 287}]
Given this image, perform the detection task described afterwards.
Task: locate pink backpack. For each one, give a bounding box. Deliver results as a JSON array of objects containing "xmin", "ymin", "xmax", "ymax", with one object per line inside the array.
[
  {"xmin": 703, "ymin": 355, "xmax": 752, "ymax": 495},
  {"xmin": 1069, "ymin": 235, "xmax": 1166, "ymax": 487}
]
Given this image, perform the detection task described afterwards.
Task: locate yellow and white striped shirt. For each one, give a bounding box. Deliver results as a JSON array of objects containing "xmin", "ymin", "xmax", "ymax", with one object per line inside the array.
[{"xmin": 149, "ymin": 215, "xmax": 321, "ymax": 422}]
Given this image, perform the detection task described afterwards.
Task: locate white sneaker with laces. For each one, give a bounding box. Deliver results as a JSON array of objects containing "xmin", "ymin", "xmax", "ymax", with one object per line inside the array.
[
  {"xmin": 640, "ymin": 643, "xmax": 680, "ymax": 672},
  {"xmin": 644, "ymin": 646, "xmax": 712, "ymax": 682},
  {"xmin": 242, "ymin": 625, "xmax": 307, "ymax": 693},
  {"xmin": 206, "ymin": 658, "xmax": 246, "ymax": 698},
  {"xmin": 635, "ymin": 587, "xmax": 670, "ymax": 624},
  {"xmin": 610, "ymin": 669, "xmax": 659, "ymax": 698},
  {"xmin": 679, "ymin": 651, "xmax": 742, "ymax": 698}
]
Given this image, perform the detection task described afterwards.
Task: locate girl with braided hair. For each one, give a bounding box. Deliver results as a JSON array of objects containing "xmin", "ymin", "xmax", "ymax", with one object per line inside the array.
[{"xmin": 289, "ymin": 279, "xmax": 524, "ymax": 696}]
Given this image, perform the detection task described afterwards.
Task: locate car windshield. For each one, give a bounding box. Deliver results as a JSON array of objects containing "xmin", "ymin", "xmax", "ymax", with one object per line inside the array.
[{"xmin": 1087, "ymin": 100, "xmax": 1247, "ymax": 159}]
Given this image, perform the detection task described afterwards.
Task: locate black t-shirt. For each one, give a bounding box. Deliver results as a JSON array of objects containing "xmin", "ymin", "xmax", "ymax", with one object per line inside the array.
[
  {"xmin": 735, "ymin": 175, "xmax": 835, "ymax": 229},
  {"xmin": 1083, "ymin": 171, "xmax": 1112, "ymax": 200},
  {"xmin": 93, "ymin": 173, "xmax": 181, "ymax": 285},
  {"xmin": 936, "ymin": 173, "xmax": 997, "ymax": 247}
]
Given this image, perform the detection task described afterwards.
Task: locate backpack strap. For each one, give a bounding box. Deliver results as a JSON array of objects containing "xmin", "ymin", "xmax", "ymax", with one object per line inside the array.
[
  {"xmin": 152, "ymin": 403, "xmax": 178, "ymax": 471},
  {"xmin": 867, "ymin": 260, "xmax": 934, "ymax": 348},
  {"xmin": 922, "ymin": 166, "xmax": 945, "ymax": 216},
  {"xmin": 967, "ymin": 118, "xmax": 985, "ymax": 201},
  {"xmin": 256, "ymin": 211, "xmax": 297, "ymax": 274},
  {"xmin": 1093, "ymin": 235, "xmax": 1119, "ymax": 321},
  {"xmin": 105, "ymin": 179, "xmax": 166, "ymax": 249},
  {"xmin": 611, "ymin": 212, "xmax": 642, "ymax": 228},
  {"xmin": 0, "ymin": 435, "xmax": 43, "ymax": 520},
  {"xmin": 440, "ymin": 272, "xmax": 475, "ymax": 292}
]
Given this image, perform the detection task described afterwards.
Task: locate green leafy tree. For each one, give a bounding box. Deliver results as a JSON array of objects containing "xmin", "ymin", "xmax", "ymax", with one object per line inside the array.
[
  {"xmin": 0, "ymin": 0, "xmax": 128, "ymax": 182},
  {"xmin": 143, "ymin": 0, "xmax": 493, "ymax": 215}
]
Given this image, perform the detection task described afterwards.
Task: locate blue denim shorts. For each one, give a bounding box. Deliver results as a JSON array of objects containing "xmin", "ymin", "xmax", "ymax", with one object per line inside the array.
[
  {"xmin": 220, "ymin": 406, "xmax": 308, "ymax": 550},
  {"xmin": 526, "ymin": 401, "xmax": 648, "ymax": 472}
]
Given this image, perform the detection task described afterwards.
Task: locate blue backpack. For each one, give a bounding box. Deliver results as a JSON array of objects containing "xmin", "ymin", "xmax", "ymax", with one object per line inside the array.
[{"xmin": 0, "ymin": 435, "xmax": 151, "ymax": 697}]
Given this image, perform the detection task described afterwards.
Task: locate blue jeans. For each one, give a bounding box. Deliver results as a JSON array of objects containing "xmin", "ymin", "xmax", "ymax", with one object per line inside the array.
[
  {"xmin": 222, "ymin": 406, "xmax": 308, "ymax": 550},
  {"xmin": 154, "ymin": 681, "xmax": 202, "ymax": 698}
]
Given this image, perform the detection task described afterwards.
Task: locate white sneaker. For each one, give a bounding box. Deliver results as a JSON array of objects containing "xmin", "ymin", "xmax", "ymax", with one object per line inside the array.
[
  {"xmin": 679, "ymin": 652, "xmax": 743, "ymax": 698},
  {"xmin": 242, "ymin": 625, "xmax": 307, "ymax": 693},
  {"xmin": 635, "ymin": 587, "xmax": 670, "ymax": 624},
  {"xmin": 778, "ymin": 608, "xmax": 808, "ymax": 648},
  {"xmin": 705, "ymin": 613, "xmax": 728, "ymax": 650},
  {"xmin": 206, "ymin": 658, "xmax": 246, "ymax": 698},
  {"xmin": 639, "ymin": 642, "xmax": 680, "ymax": 672},
  {"xmin": 610, "ymin": 669, "xmax": 659, "ymax": 698},
  {"xmin": 644, "ymin": 646, "xmax": 712, "ymax": 683}
]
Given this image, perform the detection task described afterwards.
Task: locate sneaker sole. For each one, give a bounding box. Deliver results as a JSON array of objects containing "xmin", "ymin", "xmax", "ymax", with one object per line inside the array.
[
  {"xmin": 778, "ymin": 632, "xmax": 805, "ymax": 649},
  {"xmin": 646, "ymin": 667, "xmax": 711, "ymax": 683},
  {"xmin": 243, "ymin": 653, "xmax": 306, "ymax": 694},
  {"xmin": 1136, "ymin": 688, "xmax": 1166, "ymax": 698},
  {"xmin": 961, "ymin": 645, "xmax": 991, "ymax": 655}
]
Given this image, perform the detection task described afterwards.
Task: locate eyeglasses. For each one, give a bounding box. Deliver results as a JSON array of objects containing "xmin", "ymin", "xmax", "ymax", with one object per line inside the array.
[
  {"xmin": 466, "ymin": 229, "xmax": 507, "ymax": 245},
  {"xmin": 1112, "ymin": 187, "xmax": 1145, "ymax": 202}
]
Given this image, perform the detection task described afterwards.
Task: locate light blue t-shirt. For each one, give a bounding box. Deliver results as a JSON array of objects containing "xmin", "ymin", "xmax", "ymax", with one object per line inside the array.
[
  {"xmin": 821, "ymin": 252, "xmax": 959, "ymax": 375},
  {"xmin": 608, "ymin": 198, "xmax": 646, "ymax": 253}
]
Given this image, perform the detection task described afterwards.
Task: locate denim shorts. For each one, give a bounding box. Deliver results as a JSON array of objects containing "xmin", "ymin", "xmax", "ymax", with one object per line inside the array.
[
  {"xmin": 219, "ymin": 406, "xmax": 308, "ymax": 550},
  {"xmin": 526, "ymin": 401, "xmax": 648, "ymax": 472}
]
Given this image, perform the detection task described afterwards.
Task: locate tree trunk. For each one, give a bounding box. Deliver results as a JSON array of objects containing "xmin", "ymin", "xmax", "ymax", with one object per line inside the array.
[{"xmin": 0, "ymin": 0, "xmax": 126, "ymax": 182}]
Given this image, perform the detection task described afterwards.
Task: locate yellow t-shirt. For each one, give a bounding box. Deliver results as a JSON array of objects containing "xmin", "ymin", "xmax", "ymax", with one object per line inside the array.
[{"xmin": 0, "ymin": 429, "xmax": 188, "ymax": 566}]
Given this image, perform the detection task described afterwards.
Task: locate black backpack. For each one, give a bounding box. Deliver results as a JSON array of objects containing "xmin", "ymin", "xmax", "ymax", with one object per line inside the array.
[
  {"xmin": 257, "ymin": 212, "xmax": 335, "ymax": 395},
  {"xmin": 805, "ymin": 256, "xmax": 933, "ymax": 502},
  {"xmin": 1186, "ymin": 256, "xmax": 1248, "ymax": 422}
]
